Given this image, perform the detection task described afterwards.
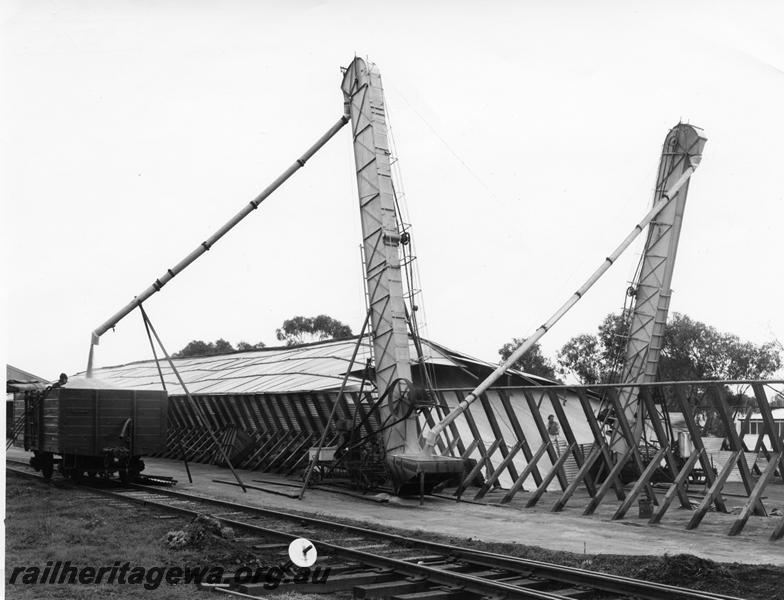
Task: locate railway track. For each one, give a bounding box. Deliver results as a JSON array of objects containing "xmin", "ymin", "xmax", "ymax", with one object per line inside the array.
[{"xmin": 7, "ymin": 462, "xmax": 745, "ymax": 600}]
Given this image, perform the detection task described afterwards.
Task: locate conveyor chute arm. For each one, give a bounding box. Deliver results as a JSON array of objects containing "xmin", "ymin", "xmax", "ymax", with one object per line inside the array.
[
  {"xmin": 86, "ymin": 114, "xmax": 350, "ymax": 374},
  {"xmin": 423, "ymin": 127, "xmax": 706, "ymax": 454}
]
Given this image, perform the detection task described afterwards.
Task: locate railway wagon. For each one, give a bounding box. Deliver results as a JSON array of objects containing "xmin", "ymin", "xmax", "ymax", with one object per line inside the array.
[{"xmin": 20, "ymin": 380, "xmax": 168, "ymax": 482}]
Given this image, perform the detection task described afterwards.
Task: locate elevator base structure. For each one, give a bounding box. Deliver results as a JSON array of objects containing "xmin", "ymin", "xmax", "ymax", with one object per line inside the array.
[{"xmin": 388, "ymin": 453, "xmax": 465, "ymax": 496}]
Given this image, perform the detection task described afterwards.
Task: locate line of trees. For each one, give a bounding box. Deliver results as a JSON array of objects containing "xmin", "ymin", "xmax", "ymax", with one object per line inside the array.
[
  {"xmin": 173, "ymin": 314, "xmax": 353, "ymax": 357},
  {"xmin": 499, "ymin": 312, "xmax": 782, "ymax": 384},
  {"xmin": 172, "ymin": 338, "xmax": 266, "ymax": 358},
  {"xmin": 172, "ymin": 310, "xmax": 782, "ymax": 387}
]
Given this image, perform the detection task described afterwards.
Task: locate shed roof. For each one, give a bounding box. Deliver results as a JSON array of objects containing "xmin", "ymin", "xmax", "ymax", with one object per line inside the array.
[
  {"xmin": 6, "ymin": 364, "xmax": 49, "ymax": 392},
  {"xmin": 79, "ymin": 336, "xmax": 553, "ymax": 395}
]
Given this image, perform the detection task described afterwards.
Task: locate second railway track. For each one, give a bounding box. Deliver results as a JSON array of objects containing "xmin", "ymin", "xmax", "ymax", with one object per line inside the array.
[{"xmin": 7, "ymin": 462, "xmax": 746, "ymax": 600}]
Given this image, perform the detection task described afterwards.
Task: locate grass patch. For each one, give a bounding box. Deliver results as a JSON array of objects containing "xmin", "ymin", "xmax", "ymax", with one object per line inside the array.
[
  {"xmin": 7, "ymin": 473, "xmax": 783, "ymax": 600},
  {"xmin": 4, "ymin": 474, "xmax": 333, "ymax": 599}
]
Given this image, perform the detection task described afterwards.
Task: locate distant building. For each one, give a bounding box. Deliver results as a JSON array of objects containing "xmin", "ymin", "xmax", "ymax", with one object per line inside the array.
[{"xmin": 740, "ymin": 408, "xmax": 784, "ymax": 442}]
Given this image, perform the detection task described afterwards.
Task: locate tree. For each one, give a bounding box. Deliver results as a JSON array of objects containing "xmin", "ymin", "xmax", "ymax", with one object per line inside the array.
[
  {"xmin": 237, "ymin": 341, "xmax": 266, "ymax": 351},
  {"xmin": 659, "ymin": 313, "xmax": 782, "ymax": 381},
  {"xmin": 174, "ymin": 338, "xmax": 268, "ymax": 357},
  {"xmin": 212, "ymin": 338, "xmax": 234, "ymax": 354},
  {"xmin": 554, "ymin": 312, "xmax": 633, "ymax": 384},
  {"xmin": 498, "ymin": 338, "xmax": 558, "ymax": 381},
  {"xmin": 173, "ymin": 340, "xmax": 220, "ymax": 358},
  {"xmin": 556, "ymin": 334, "xmax": 603, "ymax": 384},
  {"xmin": 275, "ymin": 314, "xmax": 353, "ymax": 346},
  {"xmin": 556, "ymin": 311, "xmax": 783, "ymax": 384},
  {"xmin": 597, "ymin": 311, "xmax": 632, "ymax": 368},
  {"xmin": 174, "ymin": 338, "xmax": 239, "ymax": 358}
]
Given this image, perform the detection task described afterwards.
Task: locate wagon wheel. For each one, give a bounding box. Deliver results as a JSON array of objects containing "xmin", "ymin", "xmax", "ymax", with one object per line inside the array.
[
  {"xmin": 127, "ymin": 457, "xmax": 144, "ymax": 482},
  {"xmin": 41, "ymin": 454, "xmax": 54, "ymax": 480},
  {"xmin": 118, "ymin": 468, "xmax": 130, "ymax": 484}
]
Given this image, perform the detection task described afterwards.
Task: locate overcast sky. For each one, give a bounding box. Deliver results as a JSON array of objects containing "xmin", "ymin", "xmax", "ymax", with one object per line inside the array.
[{"xmin": 2, "ymin": 0, "xmax": 783, "ymax": 381}]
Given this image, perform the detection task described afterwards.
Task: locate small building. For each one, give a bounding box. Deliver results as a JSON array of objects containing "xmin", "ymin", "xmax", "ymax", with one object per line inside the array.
[
  {"xmin": 6, "ymin": 364, "xmax": 49, "ymax": 441},
  {"xmin": 740, "ymin": 407, "xmax": 784, "ymax": 444}
]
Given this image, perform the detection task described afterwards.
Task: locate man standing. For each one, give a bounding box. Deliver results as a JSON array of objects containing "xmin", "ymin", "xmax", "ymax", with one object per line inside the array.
[{"xmin": 547, "ymin": 414, "xmax": 561, "ymax": 452}]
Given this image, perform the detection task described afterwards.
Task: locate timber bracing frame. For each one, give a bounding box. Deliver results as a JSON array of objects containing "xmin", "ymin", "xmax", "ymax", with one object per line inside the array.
[
  {"xmin": 153, "ymin": 379, "xmax": 783, "ymax": 541},
  {"xmin": 420, "ymin": 379, "xmax": 784, "ymax": 540}
]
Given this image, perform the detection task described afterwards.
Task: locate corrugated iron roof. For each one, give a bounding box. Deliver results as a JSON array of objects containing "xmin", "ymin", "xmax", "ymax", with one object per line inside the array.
[
  {"xmin": 6, "ymin": 364, "xmax": 49, "ymax": 392},
  {"xmin": 79, "ymin": 336, "xmax": 552, "ymax": 396}
]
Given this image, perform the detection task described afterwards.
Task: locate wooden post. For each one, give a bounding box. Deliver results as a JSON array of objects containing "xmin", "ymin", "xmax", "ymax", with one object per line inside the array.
[
  {"xmin": 674, "ymin": 385, "xmax": 727, "ymax": 513},
  {"xmin": 551, "ymin": 444, "xmax": 603, "ymax": 512},
  {"xmin": 499, "ymin": 389, "xmax": 543, "ymax": 487},
  {"xmin": 459, "ymin": 396, "xmax": 499, "ymax": 481},
  {"xmin": 752, "ymin": 383, "xmax": 784, "ymax": 476},
  {"xmin": 606, "ymin": 387, "xmax": 657, "ymax": 504},
  {"xmin": 474, "ymin": 441, "xmax": 523, "ymax": 500},
  {"xmin": 523, "ymin": 390, "xmax": 569, "ymax": 490},
  {"xmin": 687, "ymin": 450, "xmax": 741, "ymax": 530},
  {"xmin": 640, "ymin": 386, "xmax": 691, "ymax": 509},
  {"xmin": 710, "ymin": 384, "xmax": 765, "ymax": 516},
  {"xmin": 436, "ymin": 390, "xmax": 468, "ymax": 458},
  {"xmin": 729, "ymin": 452, "xmax": 781, "ymax": 536},
  {"xmin": 479, "ymin": 393, "xmax": 520, "ymax": 482},
  {"xmin": 612, "ymin": 446, "xmax": 667, "ymax": 520},
  {"xmin": 526, "ymin": 443, "xmax": 576, "ymax": 508},
  {"xmin": 583, "ymin": 449, "xmax": 632, "ymax": 515},
  {"xmin": 456, "ymin": 438, "xmax": 501, "ymax": 499},
  {"xmin": 649, "ymin": 449, "xmax": 703, "ymax": 525},
  {"xmin": 500, "ymin": 441, "xmax": 552, "ymax": 504},
  {"xmin": 575, "ymin": 388, "xmax": 625, "ymax": 500},
  {"xmin": 546, "ymin": 389, "xmax": 596, "ymax": 496}
]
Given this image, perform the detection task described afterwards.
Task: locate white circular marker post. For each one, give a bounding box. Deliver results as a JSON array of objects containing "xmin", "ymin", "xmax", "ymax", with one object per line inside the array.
[{"xmin": 288, "ymin": 538, "xmax": 317, "ymax": 568}]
